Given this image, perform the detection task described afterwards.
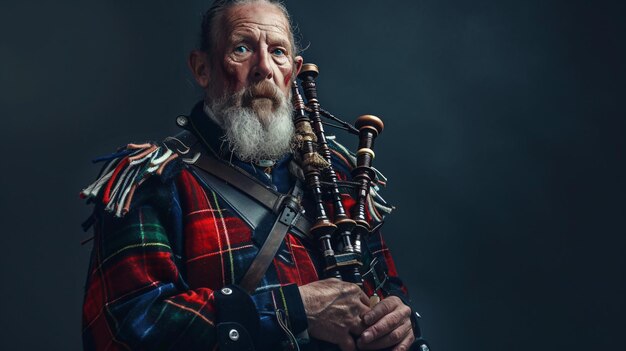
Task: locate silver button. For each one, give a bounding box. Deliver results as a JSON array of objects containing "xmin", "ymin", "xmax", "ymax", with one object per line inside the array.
[
  {"xmin": 176, "ymin": 115, "xmax": 188, "ymax": 127},
  {"xmin": 420, "ymin": 345, "xmax": 429, "ymax": 351},
  {"xmin": 221, "ymin": 287, "xmax": 232, "ymax": 295},
  {"xmin": 228, "ymin": 329, "xmax": 239, "ymax": 341}
]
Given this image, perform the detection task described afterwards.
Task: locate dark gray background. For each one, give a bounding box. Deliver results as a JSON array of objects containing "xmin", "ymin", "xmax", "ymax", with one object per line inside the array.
[{"xmin": 1, "ymin": 0, "xmax": 624, "ymax": 350}]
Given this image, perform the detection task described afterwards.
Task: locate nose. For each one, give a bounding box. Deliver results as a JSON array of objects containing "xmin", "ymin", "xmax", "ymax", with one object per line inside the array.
[{"xmin": 251, "ymin": 49, "xmax": 273, "ymax": 82}]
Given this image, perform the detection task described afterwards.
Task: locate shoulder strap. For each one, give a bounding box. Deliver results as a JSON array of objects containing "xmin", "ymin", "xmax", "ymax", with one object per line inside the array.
[
  {"xmin": 166, "ymin": 130, "xmax": 311, "ymax": 232},
  {"xmin": 238, "ymin": 182, "xmax": 303, "ymax": 293},
  {"xmin": 165, "ymin": 130, "xmax": 312, "ymax": 293}
]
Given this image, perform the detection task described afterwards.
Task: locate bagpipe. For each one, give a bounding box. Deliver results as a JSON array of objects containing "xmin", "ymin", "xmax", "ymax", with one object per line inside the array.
[
  {"xmin": 292, "ymin": 63, "xmax": 429, "ymax": 351},
  {"xmin": 292, "ymin": 63, "xmax": 386, "ymax": 305}
]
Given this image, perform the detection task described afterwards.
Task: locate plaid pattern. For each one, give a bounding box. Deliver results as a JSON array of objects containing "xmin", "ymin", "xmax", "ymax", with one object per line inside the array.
[
  {"xmin": 83, "ymin": 168, "xmax": 312, "ymax": 350},
  {"xmin": 82, "ymin": 110, "xmax": 412, "ymax": 350},
  {"xmin": 83, "ymin": 166, "xmax": 409, "ymax": 350}
]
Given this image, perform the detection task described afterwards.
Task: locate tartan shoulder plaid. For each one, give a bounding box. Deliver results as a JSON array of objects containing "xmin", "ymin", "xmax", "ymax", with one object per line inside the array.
[{"xmin": 81, "ymin": 140, "xmax": 415, "ymax": 350}]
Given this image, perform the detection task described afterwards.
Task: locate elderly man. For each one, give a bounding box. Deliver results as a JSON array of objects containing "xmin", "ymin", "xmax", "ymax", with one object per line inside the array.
[{"xmin": 80, "ymin": 1, "xmax": 428, "ymax": 350}]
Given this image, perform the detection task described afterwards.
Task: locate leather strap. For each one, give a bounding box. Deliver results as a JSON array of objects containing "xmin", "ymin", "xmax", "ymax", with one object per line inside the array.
[
  {"xmin": 189, "ymin": 167, "xmax": 269, "ymax": 231},
  {"xmin": 193, "ymin": 148, "xmax": 288, "ymax": 213},
  {"xmin": 191, "ymin": 141, "xmax": 312, "ymax": 236},
  {"xmin": 238, "ymin": 189, "xmax": 302, "ymax": 293},
  {"xmin": 195, "ymin": 164, "xmax": 305, "ymax": 293},
  {"xmin": 167, "ymin": 130, "xmax": 312, "ymax": 234},
  {"xmin": 165, "ymin": 130, "xmax": 312, "ymax": 293}
]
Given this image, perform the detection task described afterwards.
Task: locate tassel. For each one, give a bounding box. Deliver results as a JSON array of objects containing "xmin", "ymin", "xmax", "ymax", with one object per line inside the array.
[
  {"xmin": 102, "ymin": 157, "xmax": 130, "ymax": 204},
  {"xmin": 157, "ymin": 153, "xmax": 179, "ymax": 175},
  {"xmin": 81, "ymin": 142, "xmax": 184, "ymax": 218}
]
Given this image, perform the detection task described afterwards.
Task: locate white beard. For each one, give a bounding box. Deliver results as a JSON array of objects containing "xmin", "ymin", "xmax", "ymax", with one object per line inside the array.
[{"xmin": 208, "ymin": 86, "xmax": 294, "ymax": 163}]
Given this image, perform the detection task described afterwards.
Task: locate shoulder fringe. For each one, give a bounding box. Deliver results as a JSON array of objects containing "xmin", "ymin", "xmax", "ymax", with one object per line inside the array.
[
  {"xmin": 80, "ymin": 142, "xmax": 179, "ymax": 218},
  {"xmin": 327, "ymin": 136, "xmax": 394, "ymax": 222}
]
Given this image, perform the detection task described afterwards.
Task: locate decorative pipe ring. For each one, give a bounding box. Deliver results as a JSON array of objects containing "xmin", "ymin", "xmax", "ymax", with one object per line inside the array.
[
  {"xmin": 356, "ymin": 148, "xmax": 375, "ymax": 159},
  {"xmin": 298, "ymin": 63, "xmax": 319, "ymax": 79}
]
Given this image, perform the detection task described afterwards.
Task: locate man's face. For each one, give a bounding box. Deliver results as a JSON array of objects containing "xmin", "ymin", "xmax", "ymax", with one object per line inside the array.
[
  {"xmin": 208, "ymin": 2, "xmax": 301, "ymax": 112},
  {"xmin": 188, "ymin": 2, "xmax": 303, "ymax": 161}
]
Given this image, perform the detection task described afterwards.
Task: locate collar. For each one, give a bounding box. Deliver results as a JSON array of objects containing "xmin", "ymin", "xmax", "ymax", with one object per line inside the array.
[
  {"xmin": 187, "ymin": 100, "xmax": 224, "ymax": 157},
  {"xmin": 203, "ymin": 102, "xmax": 224, "ymax": 128}
]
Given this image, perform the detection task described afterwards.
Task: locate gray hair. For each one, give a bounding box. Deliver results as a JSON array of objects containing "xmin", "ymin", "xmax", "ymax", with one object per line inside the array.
[{"xmin": 199, "ymin": 0, "xmax": 300, "ymax": 58}]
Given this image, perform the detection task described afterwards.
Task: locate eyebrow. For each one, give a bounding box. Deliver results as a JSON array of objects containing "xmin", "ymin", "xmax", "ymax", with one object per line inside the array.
[
  {"xmin": 229, "ymin": 30, "xmax": 291, "ymax": 49},
  {"xmin": 267, "ymin": 36, "xmax": 290, "ymax": 49}
]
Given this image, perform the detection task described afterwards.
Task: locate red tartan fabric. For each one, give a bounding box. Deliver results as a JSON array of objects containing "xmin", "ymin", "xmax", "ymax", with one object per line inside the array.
[
  {"xmin": 82, "ymin": 157, "xmax": 410, "ymax": 350},
  {"xmin": 175, "ymin": 168, "xmax": 321, "ymax": 290}
]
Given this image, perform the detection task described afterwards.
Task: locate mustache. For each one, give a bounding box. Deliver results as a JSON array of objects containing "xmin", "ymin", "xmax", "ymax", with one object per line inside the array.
[{"xmin": 242, "ymin": 81, "xmax": 281, "ymax": 106}]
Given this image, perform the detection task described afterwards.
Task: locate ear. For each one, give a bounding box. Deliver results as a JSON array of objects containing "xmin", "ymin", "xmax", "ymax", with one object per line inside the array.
[
  {"xmin": 293, "ymin": 55, "xmax": 304, "ymax": 76},
  {"xmin": 188, "ymin": 50, "xmax": 210, "ymax": 88}
]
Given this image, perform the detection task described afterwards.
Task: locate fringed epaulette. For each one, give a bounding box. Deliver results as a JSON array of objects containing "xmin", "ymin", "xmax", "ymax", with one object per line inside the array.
[
  {"xmin": 326, "ymin": 136, "xmax": 394, "ymax": 223},
  {"xmin": 80, "ymin": 142, "xmax": 182, "ymax": 218}
]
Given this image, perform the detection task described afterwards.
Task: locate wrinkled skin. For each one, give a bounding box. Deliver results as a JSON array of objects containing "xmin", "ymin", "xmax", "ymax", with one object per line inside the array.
[
  {"xmin": 300, "ymin": 279, "xmax": 414, "ymax": 351},
  {"xmin": 357, "ymin": 295, "xmax": 415, "ymax": 351},
  {"xmin": 299, "ymin": 279, "xmax": 370, "ymax": 351},
  {"xmin": 188, "ymin": 2, "xmax": 302, "ymax": 109},
  {"xmin": 188, "ymin": 2, "xmax": 414, "ymax": 350}
]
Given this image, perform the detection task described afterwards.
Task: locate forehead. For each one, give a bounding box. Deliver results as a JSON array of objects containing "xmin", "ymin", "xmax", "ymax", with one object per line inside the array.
[{"xmin": 221, "ymin": 2, "xmax": 291, "ymax": 40}]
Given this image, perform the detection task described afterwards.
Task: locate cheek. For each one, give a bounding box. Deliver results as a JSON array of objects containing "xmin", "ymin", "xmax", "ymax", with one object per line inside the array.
[
  {"xmin": 279, "ymin": 64, "xmax": 294, "ymax": 89},
  {"xmin": 283, "ymin": 71, "xmax": 292, "ymax": 87},
  {"xmin": 223, "ymin": 59, "xmax": 250, "ymax": 89}
]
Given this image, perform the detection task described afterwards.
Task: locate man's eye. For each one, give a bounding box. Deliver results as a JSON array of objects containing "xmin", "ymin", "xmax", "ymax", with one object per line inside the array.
[
  {"xmin": 272, "ymin": 48, "xmax": 286, "ymax": 56},
  {"xmin": 234, "ymin": 46, "xmax": 249, "ymax": 54}
]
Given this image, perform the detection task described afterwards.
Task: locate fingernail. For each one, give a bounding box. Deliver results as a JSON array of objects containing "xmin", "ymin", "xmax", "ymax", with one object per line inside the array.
[{"xmin": 362, "ymin": 331, "xmax": 372, "ymax": 342}]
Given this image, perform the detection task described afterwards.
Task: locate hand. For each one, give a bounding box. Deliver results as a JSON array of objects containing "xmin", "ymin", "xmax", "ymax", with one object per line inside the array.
[
  {"xmin": 298, "ymin": 278, "xmax": 371, "ymax": 351},
  {"xmin": 357, "ymin": 296, "xmax": 414, "ymax": 351}
]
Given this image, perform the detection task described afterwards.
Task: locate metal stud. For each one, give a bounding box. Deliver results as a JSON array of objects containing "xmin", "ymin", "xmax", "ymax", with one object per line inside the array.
[
  {"xmin": 228, "ymin": 329, "xmax": 239, "ymax": 341},
  {"xmin": 176, "ymin": 115, "xmax": 188, "ymax": 127},
  {"xmin": 420, "ymin": 344, "xmax": 429, "ymax": 351},
  {"xmin": 221, "ymin": 287, "xmax": 232, "ymax": 295}
]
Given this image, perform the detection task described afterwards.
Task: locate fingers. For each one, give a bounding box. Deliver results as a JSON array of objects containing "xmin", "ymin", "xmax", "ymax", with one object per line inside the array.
[
  {"xmin": 358, "ymin": 297, "xmax": 412, "ymax": 348},
  {"xmin": 344, "ymin": 282, "xmax": 372, "ymax": 321},
  {"xmin": 348, "ymin": 283, "xmax": 371, "ymax": 308},
  {"xmin": 362, "ymin": 296, "xmax": 404, "ymax": 325},
  {"xmin": 301, "ymin": 278, "xmax": 373, "ymax": 346},
  {"xmin": 362, "ymin": 307, "xmax": 406, "ymax": 341},
  {"xmin": 392, "ymin": 332, "xmax": 416, "ymax": 351},
  {"xmin": 348, "ymin": 318, "xmax": 368, "ymax": 336},
  {"xmin": 359, "ymin": 289, "xmax": 371, "ymax": 307},
  {"xmin": 348, "ymin": 292, "xmax": 371, "ymax": 335},
  {"xmin": 358, "ymin": 319, "xmax": 412, "ymax": 350}
]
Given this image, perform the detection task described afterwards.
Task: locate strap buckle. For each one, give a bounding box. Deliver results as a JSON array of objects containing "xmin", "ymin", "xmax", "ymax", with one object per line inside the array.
[{"xmin": 277, "ymin": 196, "xmax": 301, "ymax": 227}]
